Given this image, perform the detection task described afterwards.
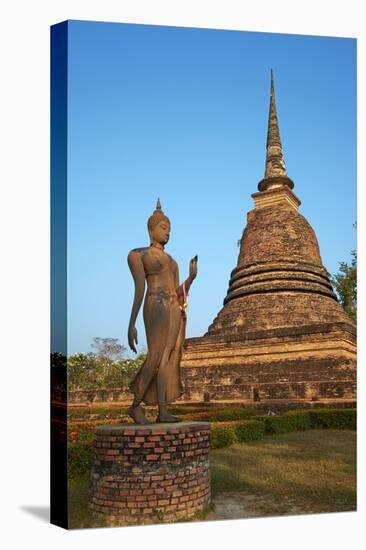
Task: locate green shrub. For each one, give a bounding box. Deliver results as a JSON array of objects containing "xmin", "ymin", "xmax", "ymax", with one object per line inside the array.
[
  {"xmin": 309, "ymin": 409, "xmax": 356, "ymax": 430},
  {"xmin": 210, "ymin": 424, "xmax": 237, "ymax": 449},
  {"xmin": 210, "ymin": 418, "xmax": 267, "ymax": 449},
  {"xmin": 209, "ymin": 408, "xmax": 255, "ymax": 421},
  {"xmin": 235, "ymin": 420, "xmax": 266, "ymax": 442},
  {"xmin": 262, "ymin": 416, "xmax": 289, "ymax": 435},
  {"xmin": 73, "ymin": 426, "xmax": 95, "ymax": 444},
  {"xmin": 263, "ymin": 411, "xmax": 311, "ymax": 435},
  {"xmin": 285, "ymin": 410, "xmax": 312, "ymax": 431},
  {"xmin": 68, "ymin": 442, "xmax": 93, "ymax": 478},
  {"xmin": 166, "ymin": 406, "xmax": 212, "ymax": 416},
  {"xmin": 180, "ymin": 407, "xmax": 255, "ymax": 422}
]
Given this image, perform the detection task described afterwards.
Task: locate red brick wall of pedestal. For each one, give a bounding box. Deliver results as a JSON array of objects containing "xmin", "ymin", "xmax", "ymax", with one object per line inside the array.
[{"xmin": 89, "ymin": 422, "xmax": 211, "ymax": 525}]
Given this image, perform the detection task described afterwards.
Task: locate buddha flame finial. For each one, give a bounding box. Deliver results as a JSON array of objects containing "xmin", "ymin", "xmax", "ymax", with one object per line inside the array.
[{"xmin": 147, "ymin": 198, "xmax": 170, "ymax": 232}]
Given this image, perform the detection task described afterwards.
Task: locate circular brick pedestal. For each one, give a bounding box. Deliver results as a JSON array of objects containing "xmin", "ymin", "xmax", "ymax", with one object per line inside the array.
[{"xmin": 89, "ymin": 422, "xmax": 211, "ymax": 525}]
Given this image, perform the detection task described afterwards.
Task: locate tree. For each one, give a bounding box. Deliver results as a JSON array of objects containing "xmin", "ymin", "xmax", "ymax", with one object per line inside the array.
[
  {"xmin": 90, "ymin": 337, "xmax": 127, "ymax": 382},
  {"xmin": 67, "ymin": 352, "xmax": 98, "ymax": 390},
  {"xmin": 67, "ymin": 338, "xmax": 146, "ymax": 391},
  {"xmin": 331, "ymin": 250, "xmax": 357, "ymax": 323},
  {"xmin": 90, "ymin": 337, "xmax": 126, "ymax": 361}
]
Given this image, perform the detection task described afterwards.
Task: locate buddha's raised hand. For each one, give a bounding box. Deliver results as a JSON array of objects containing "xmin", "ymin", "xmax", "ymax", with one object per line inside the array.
[{"xmin": 189, "ymin": 255, "xmax": 198, "ymax": 281}]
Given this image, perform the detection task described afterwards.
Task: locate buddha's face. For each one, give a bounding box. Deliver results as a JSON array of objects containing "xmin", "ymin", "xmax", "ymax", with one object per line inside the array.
[{"xmin": 151, "ymin": 220, "xmax": 171, "ymax": 245}]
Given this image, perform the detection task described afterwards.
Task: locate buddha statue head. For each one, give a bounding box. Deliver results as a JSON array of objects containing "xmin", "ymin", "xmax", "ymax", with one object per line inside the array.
[{"xmin": 147, "ymin": 199, "xmax": 171, "ymax": 246}]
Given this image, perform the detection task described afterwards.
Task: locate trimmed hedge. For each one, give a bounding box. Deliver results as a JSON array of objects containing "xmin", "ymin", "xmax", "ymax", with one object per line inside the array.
[
  {"xmin": 179, "ymin": 408, "xmax": 255, "ymax": 422},
  {"xmin": 211, "ymin": 420, "xmax": 266, "ymax": 448},
  {"xmin": 209, "ymin": 409, "xmax": 356, "ymax": 449},
  {"xmin": 309, "ymin": 409, "xmax": 356, "ymax": 430},
  {"xmin": 235, "ymin": 420, "xmax": 266, "ymax": 442},
  {"xmin": 258, "ymin": 409, "xmax": 356, "ymax": 436},
  {"xmin": 262, "ymin": 411, "xmax": 312, "ymax": 435},
  {"xmin": 67, "ymin": 408, "xmax": 357, "ymax": 473},
  {"xmin": 166, "ymin": 406, "xmax": 216, "ymax": 416},
  {"xmin": 211, "ymin": 424, "xmax": 237, "ymax": 449}
]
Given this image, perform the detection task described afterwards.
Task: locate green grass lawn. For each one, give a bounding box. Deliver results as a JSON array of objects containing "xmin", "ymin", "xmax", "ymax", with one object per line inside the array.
[
  {"xmin": 211, "ymin": 429, "xmax": 356, "ymax": 515},
  {"xmin": 68, "ymin": 475, "xmax": 103, "ymax": 529},
  {"xmin": 68, "ymin": 429, "xmax": 356, "ymax": 528}
]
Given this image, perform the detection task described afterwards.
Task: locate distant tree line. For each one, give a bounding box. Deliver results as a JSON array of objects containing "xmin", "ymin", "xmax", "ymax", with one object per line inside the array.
[{"xmin": 51, "ymin": 337, "xmax": 145, "ymax": 392}]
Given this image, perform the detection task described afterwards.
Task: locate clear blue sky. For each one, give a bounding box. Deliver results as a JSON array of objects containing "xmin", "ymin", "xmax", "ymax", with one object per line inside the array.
[{"xmin": 64, "ymin": 20, "xmax": 356, "ymax": 356}]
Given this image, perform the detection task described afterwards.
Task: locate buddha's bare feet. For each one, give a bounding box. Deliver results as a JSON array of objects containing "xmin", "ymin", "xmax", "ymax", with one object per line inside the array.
[
  {"xmin": 157, "ymin": 410, "xmax": 179, "ymax": 423},
  {"xmin": 128, "ymin": 405, "xmax": 151, "ymax": 425}
]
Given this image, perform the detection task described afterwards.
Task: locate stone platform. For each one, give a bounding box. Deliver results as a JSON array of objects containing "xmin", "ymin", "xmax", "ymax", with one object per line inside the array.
[{"xmin": 89, "ymin": 422, "xmax": 211, "ymax": 525}]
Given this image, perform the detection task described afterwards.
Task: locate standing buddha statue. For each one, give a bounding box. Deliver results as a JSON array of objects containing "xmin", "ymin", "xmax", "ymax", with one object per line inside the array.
[{"xmin": 127, "ymin": 199, "xmax": 198, "ymax": 424}]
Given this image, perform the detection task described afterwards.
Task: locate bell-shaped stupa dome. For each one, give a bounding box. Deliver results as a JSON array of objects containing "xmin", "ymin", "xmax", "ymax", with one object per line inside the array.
[{"xmin": 204, "ymin": 71, "xmax": 352, "ymax": 337}]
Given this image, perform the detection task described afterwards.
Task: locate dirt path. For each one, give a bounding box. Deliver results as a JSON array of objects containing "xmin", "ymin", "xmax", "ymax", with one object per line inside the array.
[{"xmin": 208, "ymin": 491, "xmax": 326, "ymax": 520}]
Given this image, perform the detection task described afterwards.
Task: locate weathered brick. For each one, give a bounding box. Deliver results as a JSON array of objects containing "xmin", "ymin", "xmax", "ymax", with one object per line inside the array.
[
  {"xmin": 89, "ymin": 422, "xmax": 211, "ymax": 524},
  {"xmin": 160, "ymin": 479, "xmax": 173, "ymax": 487},
  {"xmin": 142, "ymin": 442, "xmax": 155, "ymax": 448},
  {"xmin": 136, "ymin": 430, "xmax": 151, "ymax": 436},
  {"xmin": 127, "ymin": 502, "xmax": 138, "ymax": 508}
]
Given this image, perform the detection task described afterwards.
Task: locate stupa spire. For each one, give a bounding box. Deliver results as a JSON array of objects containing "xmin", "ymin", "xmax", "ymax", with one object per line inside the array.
[
  {"xmin": 265, "ymin": 69, "xmax": 287, "ymax": 177},
  {"xmin": 258, "ymin": 70, "xmax": 294, "ymax": 191}
]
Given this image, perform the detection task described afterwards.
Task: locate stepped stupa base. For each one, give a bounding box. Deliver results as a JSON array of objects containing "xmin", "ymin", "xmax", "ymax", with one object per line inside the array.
[{"xmin": 181, "ymin": 322, "xmax": 356, "ymax": 405}]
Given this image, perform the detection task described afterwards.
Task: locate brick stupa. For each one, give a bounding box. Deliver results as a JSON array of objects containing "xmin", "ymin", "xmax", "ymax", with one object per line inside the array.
[{"xmin": 181, "ymin": 72, "xmax": 356, "ymax": 408}]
